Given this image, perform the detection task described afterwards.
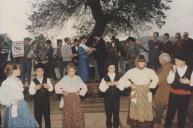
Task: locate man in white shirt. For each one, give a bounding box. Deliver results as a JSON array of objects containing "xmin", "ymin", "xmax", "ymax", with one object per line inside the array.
[{"xmin": 61, "ymin": 37, "xmax": 74, "ymax": 76}]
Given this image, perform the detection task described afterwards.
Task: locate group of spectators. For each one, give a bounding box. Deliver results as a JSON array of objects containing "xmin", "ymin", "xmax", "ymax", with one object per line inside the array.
[
  {"xmin": 0, "ymin": 32, "xmax": 193, "ymax": 86},
  {"xmin": 0, "ymin": 31, "xmax": 193, "ymax": 127}
]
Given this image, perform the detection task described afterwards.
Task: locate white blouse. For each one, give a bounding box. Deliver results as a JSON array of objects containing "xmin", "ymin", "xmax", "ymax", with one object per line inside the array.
[
  {"xmin": 29, "ymin": 77, "xmax": 53, "ymax": 95},
  {"xmin": 79, "ymin": 43, "xmax": 89, "ymax": 50},
  {"xmin": 55, "ymin": 75, "xmax": 88, "ymax": 96},
  {"xmin": 99, "ymin": 73, "xmax": 124, "ymax": 92},
  {"xmin": 167, "ymin": 66, "xmax": 193, "ymax": 86},
  {"xmin": 120, "ymin": 67, "xmax": 159, "ymax": 88},
  {"xmin": 120, "ymin": 67, "xmax": 159, "ymax": 103},
  {"xmin": 0, "ymin": 77, "xmax": 24, "ymax": 106}
]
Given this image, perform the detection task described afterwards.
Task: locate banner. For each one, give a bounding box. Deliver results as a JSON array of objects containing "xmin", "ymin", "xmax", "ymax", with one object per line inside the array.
[{"xmin": 12, "ymin": 41, "xmax": 24, "ymax": 58}]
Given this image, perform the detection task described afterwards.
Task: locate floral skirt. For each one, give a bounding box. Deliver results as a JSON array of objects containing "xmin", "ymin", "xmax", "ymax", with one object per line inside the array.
[
  {"xmin": 4, "ymin": 99, "xmax": 39, "ymax": 128},
  {"xmin": 62, "ymin": 93, "xmax": 85, "ymax": 128}
]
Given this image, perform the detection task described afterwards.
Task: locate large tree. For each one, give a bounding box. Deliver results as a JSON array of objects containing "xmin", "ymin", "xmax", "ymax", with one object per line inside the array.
[{"xmin": 27, "ymin": 0, "xmax": 172, "ymax": 38}]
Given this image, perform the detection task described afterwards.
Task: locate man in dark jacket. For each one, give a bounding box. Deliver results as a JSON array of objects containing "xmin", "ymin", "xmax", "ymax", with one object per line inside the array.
[
  {"xmin": 93, "ymin": 34, "xmax": 107, "ymax": 80},
  {"xmin": 45, "ymin": 40, "xmax": 55, "ymax": 79},
  {"xmin": 182, "ymin": 32, "xmax": 193, "ymax": 66},
  {"xmin": 160, "ymin": 33, "xmax": 173, "ymax": 56},
  {"xmin": 106, "ymin": 36, "xmax": 123, "ymax": 72},
  {"xmin": 148, "ymin": 32, "xmax": 161, "ymax": 70},
  {"xmin": 71, "ymin": 39, "xmax": 79, "ymax": 66}
]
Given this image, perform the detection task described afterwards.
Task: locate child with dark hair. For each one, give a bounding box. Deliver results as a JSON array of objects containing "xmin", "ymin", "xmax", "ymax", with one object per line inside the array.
[
  {"xmin": 165, "ymin": 52, "xmax": 193, "ymax": 128},
  {"xmin": 29, "ymin": 63, "xmax": 53, "ymax": 128},
  {"xmin": 120, "ymin": 55, "xmax": 159, "ymax": 128},
  {"xmin": 99, "ymin": 63, "xmax": 124, "ymax": 128}
]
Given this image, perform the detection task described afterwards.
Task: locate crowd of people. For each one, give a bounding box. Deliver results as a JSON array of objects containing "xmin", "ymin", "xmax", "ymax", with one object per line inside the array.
[{"xmin": 0, "ymin": 31, "xmax": 193, "ymax": 128}]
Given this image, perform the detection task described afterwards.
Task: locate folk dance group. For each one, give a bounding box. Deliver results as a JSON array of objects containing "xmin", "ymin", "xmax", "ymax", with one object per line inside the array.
[{"xmin": 0, "ymin": 51, "xmax": 193, "ymax": 128}]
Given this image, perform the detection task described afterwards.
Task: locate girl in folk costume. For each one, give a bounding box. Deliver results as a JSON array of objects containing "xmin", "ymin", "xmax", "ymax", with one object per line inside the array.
[
  {"xmin": 55, "ymin": 63, "xmax": 88, "ymax": 128},
  {"xmin": 164, "ymin": 52, "xmax": 193, "ymax": 128},
  {"xmin": 99, "ymin": 63, "xmax": 124, "ymax": 128},
  {"xmin": 120, "ymin": 55, "xmax": 159, "ymax": 128},
  {"xmin": 29, "ymin": 63, "xmax": 53, "ymax": 128},
  {"xmin": 154, "ymin": 53, "xmax": 172, "ymax": 128},
  {"xmin": 0, "ymin": 62, "xmax": 39, "ymax": 128}
]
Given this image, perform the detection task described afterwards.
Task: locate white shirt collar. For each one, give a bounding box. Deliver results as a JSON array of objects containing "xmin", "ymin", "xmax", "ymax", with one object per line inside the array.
[
  {"xmin": 108, "ymin": 72, "xmax": 116, "ymax": 81},
  {"xmin": 36, "ymin": 76, "xmax": 44, "ymax": 83},
  {"xmin": 79, "ymin": 43, "xmax": 89, "ymax": 50},
  {"xmin": 177, "ymin": 65, "xmax": 188, "ymax": 77}
]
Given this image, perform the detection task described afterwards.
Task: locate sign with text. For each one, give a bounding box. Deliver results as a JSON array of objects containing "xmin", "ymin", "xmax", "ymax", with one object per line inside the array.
[{"xmin": 12, "ymin": 41, "xmax": 24, "ymax": 57}]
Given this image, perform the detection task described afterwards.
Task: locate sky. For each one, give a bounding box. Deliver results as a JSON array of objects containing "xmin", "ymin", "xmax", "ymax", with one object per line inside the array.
[{"xmin": 0, "ymin": 0, "xmax": 193, "ymax": 41}]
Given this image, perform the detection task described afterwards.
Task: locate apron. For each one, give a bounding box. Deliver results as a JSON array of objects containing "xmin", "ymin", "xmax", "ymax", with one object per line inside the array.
[{"xmin": 127, "ymin": 83, "xmax": 153, "ymax": 127}]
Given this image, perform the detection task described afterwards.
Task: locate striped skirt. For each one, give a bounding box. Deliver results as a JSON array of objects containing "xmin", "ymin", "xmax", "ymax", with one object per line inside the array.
[
  {"xmin": 62, "ymin": 93, "xmax": 85, "ymax": 128},
  {"xmin": 127, "ymin": 85, "xmax": 153, "ymax": 128},
  {"xmin": 4, "ymin": 99, "xmax": 39, "ymax": 128}
]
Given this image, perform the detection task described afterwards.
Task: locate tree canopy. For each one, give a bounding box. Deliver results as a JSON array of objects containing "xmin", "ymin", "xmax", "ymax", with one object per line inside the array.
[
  {"xmin": 27, "ymin": 0, "xmax": 172, "ymax": 37},
  {"xmin": 0, "ymin": 33, "xmax": 12, "ymax": 53}
]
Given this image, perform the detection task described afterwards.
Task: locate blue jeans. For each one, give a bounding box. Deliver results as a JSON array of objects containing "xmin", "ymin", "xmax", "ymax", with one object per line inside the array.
[{"xmin": 20, "ymin": 58, "xmax": 32, "ymax": 85}]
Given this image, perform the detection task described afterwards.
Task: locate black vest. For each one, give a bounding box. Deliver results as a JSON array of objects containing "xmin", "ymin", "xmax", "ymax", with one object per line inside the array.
[
  {"xmin": 33, "ymin": 77, "xmax": 50, "ymax": 99},
  {"xmin": 103, "ymin": 74, "xmax": 120, "ymax": 82},
  {"xmin": 171, "ymin": 66, "xmax": 193, "ymax": 91}
]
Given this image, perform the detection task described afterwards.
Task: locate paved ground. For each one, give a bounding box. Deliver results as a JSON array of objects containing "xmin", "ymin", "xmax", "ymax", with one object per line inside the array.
[
  {"xmin": 28, "ymin": 95, "xmax": 131, "ymax": 128},
  {"xmin": 1, "ymin": 77, "xmax": 193, "ymax": 128},
  {"xmin": 32, "ymin": 95, "xmax": 193, "ymax": 128},
  {"xmin": 2, "ymin": 95, "xmax": 191, "ymax": 128},
  {"xmin": 1, "ymin": 92, "xmax": 192, "ymax": 128}
]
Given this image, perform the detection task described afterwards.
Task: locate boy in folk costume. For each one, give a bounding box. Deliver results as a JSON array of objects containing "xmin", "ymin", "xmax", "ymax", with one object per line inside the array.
[
  {"xmin": 164, "ymin": 52, "xmax": 193, "ymax": 128},
  {"xmin": 120, "ymin": 55, "xmax": 159, "ymax": 128},
  {"xmin": 29, "ymin": 63, "xmax": 53, "ymax": 128},
  {"xmin": 99, "ymin": 63, "xmax": 124, "ymax": 128},
  {"xmin": 55, "ymin": 63, "xmax": 87, "ymax": 128}
]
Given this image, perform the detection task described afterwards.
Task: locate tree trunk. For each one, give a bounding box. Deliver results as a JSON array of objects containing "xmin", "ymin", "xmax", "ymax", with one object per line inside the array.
[{"xmin": 86, "ymin": 0, "xmax": 113, "ymax": 46}]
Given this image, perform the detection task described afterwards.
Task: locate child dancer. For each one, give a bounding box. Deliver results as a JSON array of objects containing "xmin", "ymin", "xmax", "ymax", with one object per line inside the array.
[
  {"xmin": 0, "ymin": 62, "xmax": 38, "ymax": 128},
  {"xmin": 120, "ymin": 55, "xmax": 159, "ymax": 128},
  {"xmin": 99, "ymin": 63, "xmax": 124, "ymax": 128},
  {"xmin": 29, "ymin": 63, "xmax": 53, "ymax": 128},
  {"xmin": 55, "ymin": 63, "xmax": 87, "ymax": 128},
  {"xmin": 165, "ymin": 52, "xmax": 193, "ymax": 128}
]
